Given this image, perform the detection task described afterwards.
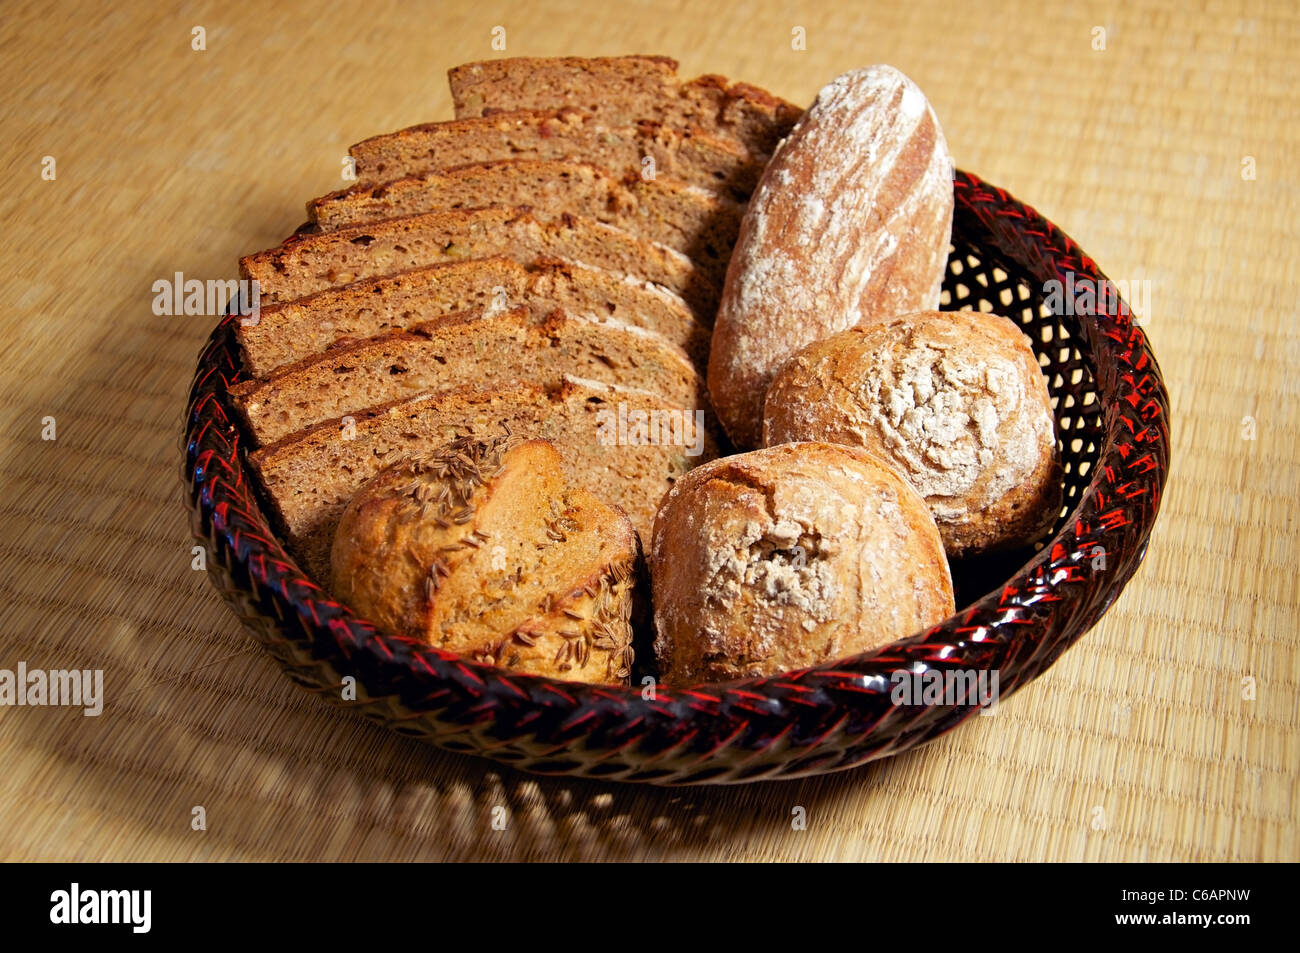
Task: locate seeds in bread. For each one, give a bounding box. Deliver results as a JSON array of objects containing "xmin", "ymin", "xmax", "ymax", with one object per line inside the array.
[
  {"xmin": 307, "ymin": 158, "xmax": 743, "ymax": 290},
  {"xmin": 448, "ymin": 56, "xmax": 802, "ymax": 156},
  {"xmin": 708, "ymin": 65, "xmax": 955, "ymax": 448},
  {"xmin": 230, "ymin": 305, "xmax": 707, "ymax": 445},
  {"xmin": 763, "ymin": 310, "xmax": 1062, "ymax": 555},
  {"xmin": 331, "ymin": 438, "xmax": 638, "ymax": 684},
  {"xmin": 236, "ymin": 256, "xmax": 708, "ymax": 378},
  {"xmin": 348, "ymin": 108, "xmax": 762, "ymax": 201},
  {"xmin": 649, "ymin": 442, "xmax": 954, "ymax": 684},
  {"xmin": 249, "ymin": 377, "xmax": 718, "ymax": 580},
  {"xmin": 240, "ymin": 206, "xmax": 717, "ymax": 319}
]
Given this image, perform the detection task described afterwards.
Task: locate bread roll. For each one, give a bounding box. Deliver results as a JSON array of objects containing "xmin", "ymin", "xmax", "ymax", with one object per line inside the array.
[
  {"xmin": 331, "ymin": 436, "xmax": 638, "ymax": 684},
  {"xmin": 708, "ymin": 65, "xmax": 954, "ymax": 448},
  {"xmin": 763, "ymin": 310, "xmax": 1062, "ymax": 555},
  {"xmin": 649, "ymin": 442, "xmax": 954, "ymax": 684}
]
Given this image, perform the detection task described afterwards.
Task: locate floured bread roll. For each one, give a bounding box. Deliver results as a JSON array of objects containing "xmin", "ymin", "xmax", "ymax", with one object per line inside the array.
[
  {"xmin": 649, "ymin": 442, "xmax": 954, "ymax": 684},
  {"xmin": 708, "ymin": 64, "xmax": 954, "ymax": 448},
  {"xmin": 763, "ymin": 310, "xmax": 1062, "ymax": 555},
  {"xmin": 331, "ymin": 435, "xmax": 638, "ymax": 684}
]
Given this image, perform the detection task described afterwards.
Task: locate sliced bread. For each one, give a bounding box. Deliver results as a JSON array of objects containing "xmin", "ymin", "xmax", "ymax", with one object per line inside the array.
[
  {"xmin": 239, "ymin": 206, "xmax": 716, "ymax": 318},
  {"xmin": 249, "ymin": 377, "xmax": 719, "ymax": 579},
  {"xmin": 307, "ymin": 158, "xmax": 742, "ymax": 288},
  {"xmin": 236, "ymin": 256, "xmax": 709, "ymax": 378},
  {"xmin": 348, "ymin": 108, "xmax": 761, "ymax": 201},
  {"xmin": 448, "ymin": 56, "xmax": 801, "ymax": 156},
  {"xmin": 230, "ymin": 304, "xmax": 708, "ymax": 445}
]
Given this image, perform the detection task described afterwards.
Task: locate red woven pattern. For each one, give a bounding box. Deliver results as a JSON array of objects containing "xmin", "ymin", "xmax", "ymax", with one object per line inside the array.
[{"xmin": 183, "ymin": 171, "xmax": 1170, "ymax": 784}]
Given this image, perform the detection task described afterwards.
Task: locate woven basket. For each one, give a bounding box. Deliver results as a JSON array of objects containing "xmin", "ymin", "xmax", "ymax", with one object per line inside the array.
[{"xmin": 183, "ymin": 170, "xmax": 1170, "ymax": 785}]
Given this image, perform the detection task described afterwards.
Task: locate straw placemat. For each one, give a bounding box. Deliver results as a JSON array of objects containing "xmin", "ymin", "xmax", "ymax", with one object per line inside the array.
[{"xmin": 0, "ymin": 0, "xmax": 1295, "ymax": 862}]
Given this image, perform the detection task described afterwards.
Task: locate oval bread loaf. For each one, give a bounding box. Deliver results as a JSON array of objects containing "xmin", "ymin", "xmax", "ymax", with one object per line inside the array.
[
  {"xmin": 763, "ymin": 310, "xmax": 1062, "ymax": 555},
  {"xmin": 708, "ymin": 65, "xmax": 955, "ymax": 448},
  {"xmin": 332, "ymin": 436, "xmax": 639, "ymax": 684},
  {"xmin": 649, "ymin": 442, "xmax": 954, "ymax": 684}
]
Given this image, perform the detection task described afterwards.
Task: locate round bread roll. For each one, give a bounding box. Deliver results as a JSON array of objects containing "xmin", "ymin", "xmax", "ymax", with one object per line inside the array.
[
  {"xmin": 331, "ymin": 435, "xmax": 638, "ymax": 684},
  {"xmin": 763, "ymin": 310, "xmax": 1062, "ymax": 556},
  {"xmin": 649, "ymin": 442, "xmax": 954, "ymax": 684}
]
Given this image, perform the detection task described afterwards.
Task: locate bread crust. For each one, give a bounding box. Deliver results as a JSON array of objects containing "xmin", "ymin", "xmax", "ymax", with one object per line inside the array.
[
  {"xmin": 649, "ymin": 442, "xmax": 954, "ymax": 684},
  {"xmin": 763, "ymin": 310, "xmax": 1062, "ymax": 555},
  {"xmin": 332, "ymin": 438, "xmax": 639, "ymax": 684},
  {"xmin": 708, "ymin": 65, "xmax": 954, "ymax": 448}
]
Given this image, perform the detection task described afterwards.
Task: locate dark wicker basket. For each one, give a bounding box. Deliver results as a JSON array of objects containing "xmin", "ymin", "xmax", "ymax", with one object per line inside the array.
[{"xmin": 183, "ymin": 171, "xmax": 1170, "ymax": 785}]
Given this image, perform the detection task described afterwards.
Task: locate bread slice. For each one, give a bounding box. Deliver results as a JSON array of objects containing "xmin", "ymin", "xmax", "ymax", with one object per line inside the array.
[
  {"xmin": 448, "ymin": 55, "xmax": 801, "ymax": 156},
  {"xmin": 307, "ymin": 158, "xmax": 742, "ymax": 289},
  {"xmin": 348, "ymin": 108, "xmax": 761, "ymax": 201},
  {"xmin": 236, "ymin": 256, "xmax": 709, "ymax": 379},
  {"xmin": 230, "ymin": 305, "xmax": 707, "ymax": 445},
  {"xmin": 249, "ymin": 377, "xmax": 718, "ymax": 579},
  {"xmin": 239, "ymin": 206, "xmax": 716, "ymax": 318}
]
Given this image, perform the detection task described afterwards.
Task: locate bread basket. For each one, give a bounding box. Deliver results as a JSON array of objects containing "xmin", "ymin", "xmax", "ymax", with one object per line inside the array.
[{"xmin": 183, "ymin": 171, "xmax": 1170, "ymax": 784}]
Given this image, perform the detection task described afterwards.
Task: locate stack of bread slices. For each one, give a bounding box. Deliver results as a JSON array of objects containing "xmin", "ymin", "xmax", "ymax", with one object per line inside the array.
[{"xmin": 233, "ymin": 55, "xmax": 803, "ymax": 581}]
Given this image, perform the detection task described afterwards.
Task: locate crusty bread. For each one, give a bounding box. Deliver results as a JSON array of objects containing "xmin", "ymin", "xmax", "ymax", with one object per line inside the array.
[
  {"xmin": 250, "ymin": 377, "xmax": 719, "ymax": 579},
  {"xmin": 649, "ymin": 442, "xmax": 954, "ymax": 684},
  {"xmin": 239, "ymin": 206, "xmax": 717, "ymax": 318},
  {"xmin": 708, "ymin": 65, "xmax": 955, "ymax": 448},
  {"xmin": 763, "ymin": 310, "xmax": 1062, "ymax": 556},
  {"xmin": 236, "ymin": 256, "xmax": 708, "ymax": 378},
  {"xmin": 349, "ymin": 108, "xmax": 761, "ymax": 201},
  {"xmin": 332, "ymin": 437, "xmax": 638, "ymax": 684},
  {"xmin": 307, "ymin": 158, "xmax": 742, "ymax": 290},
  {"xmin": 230, "ymin": 305, "xmax": 707, "ymax": 445},
  {"xmin": 448, "ymin": 56, "xmax": 801, "ymax": 156}
]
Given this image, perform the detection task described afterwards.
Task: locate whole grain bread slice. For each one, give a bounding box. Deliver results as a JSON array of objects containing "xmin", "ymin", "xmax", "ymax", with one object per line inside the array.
[
  {"xmin": 237, "ymin": 255, "xmax": 708, "ymax": 378},
  {"xmin": 239, "ymin": 206, "xmax": 716, "ymax": 318},
  {"xmin": 230, "ymin": 304, "xmax": 708, "ymax": 445},
  {"xmin": 236, "ymin": 256, "xmax": 709, "ymax": 378},
  {"xmin": 448, "ymin": 56, "xmax": 801, "ymax": 156},
  {"xmin": 249, "ymin": 377, "xmax": 719, "ymax": 579},
  {"xmin": 307, "ymin": 158, "xmax": 742, "ymax": 289},
  {"xmin": 348, "ymin": 108, "xmax": 761, "ymax": 201}
]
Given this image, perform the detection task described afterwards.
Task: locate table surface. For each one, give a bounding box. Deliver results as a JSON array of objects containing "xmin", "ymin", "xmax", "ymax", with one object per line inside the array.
[{"xmin": 1, "ymin": 0, "xmax": 1295, "ymax": 862}]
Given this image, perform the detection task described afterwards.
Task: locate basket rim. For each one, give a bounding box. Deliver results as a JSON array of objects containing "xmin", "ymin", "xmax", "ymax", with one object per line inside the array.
[{"xmin": 184, "ymin": 169, "xmax": 1171, "ymax": 782}]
